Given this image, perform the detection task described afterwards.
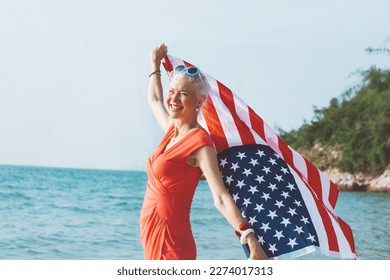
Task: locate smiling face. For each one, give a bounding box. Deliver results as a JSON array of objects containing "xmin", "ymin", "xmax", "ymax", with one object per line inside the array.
[{"xmin": 166, "ymin": 75, "xmax": 204, "ymax": 121}]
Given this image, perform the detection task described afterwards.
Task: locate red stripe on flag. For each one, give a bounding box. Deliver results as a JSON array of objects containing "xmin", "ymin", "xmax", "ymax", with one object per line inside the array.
[
  {"xmin": 308, "ymin": 186, "xmax": 340, "ymax": 253},
  {"xmin": 248, "ymin": 106, "xmax": 266, "ymax": 140},
  {"xmin": 183, "ymin": 61, "xmax": 193, "ymax": 67},
  {"xmin": 277, "ymin": 137, "xmax": 293, "ymax": 163},
  {"xmin": 304, "ymin": 158, "xmax": 323, "ymax": 200},
  {"xmin": 318, "ymin": 205, "xmax": 340, "ymax": 253},
  {"xmin": 217, "ymin": 81, "xmax": 256, "ymax": 145},
  {"xmin": 162, "ymin": 56, "xmax": 174, "ymax": 72},
  {"xmin": 202, "ymin": 96, "xmax": 229, "ymax": 152},
  {"xmin": 338, "ymin": 217, "xmax": 357, "ymax": 255},
  {"xmin": 329, "ymin": 181, "xmax": 339, "ymax": 209}
]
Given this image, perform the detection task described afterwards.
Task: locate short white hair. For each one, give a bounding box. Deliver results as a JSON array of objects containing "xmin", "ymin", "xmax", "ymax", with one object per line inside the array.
[{"xmin": 170, "ymin": 70, "xmax": 210, "ymax": 98}]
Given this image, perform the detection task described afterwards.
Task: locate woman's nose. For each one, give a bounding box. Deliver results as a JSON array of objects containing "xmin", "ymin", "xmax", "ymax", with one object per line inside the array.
[{"xmin": 171, "ymin": 92, "xmax": 180, "ymax": 100}]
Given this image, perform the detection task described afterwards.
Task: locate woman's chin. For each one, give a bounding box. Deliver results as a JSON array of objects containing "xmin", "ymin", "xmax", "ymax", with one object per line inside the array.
[{"xmin": 169, "ymin": 111, "xmax": 182, "ymax": 119}]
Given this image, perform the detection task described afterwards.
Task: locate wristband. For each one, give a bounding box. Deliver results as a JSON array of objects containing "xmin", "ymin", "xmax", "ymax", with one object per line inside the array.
[
  {"xmin": 240, "ymin": 228, "xmax": 254, "ymax": 244},
  {"xmin": 239, "ymin": 222, "xmax": 252, "ymax": 231},
  {"xmin": 149, "ymin": 70, "xmax": 161, "ymax": 77},
  {"xmin": 235, "ymin": 221, "xmax": 252, "ymax": 237}
]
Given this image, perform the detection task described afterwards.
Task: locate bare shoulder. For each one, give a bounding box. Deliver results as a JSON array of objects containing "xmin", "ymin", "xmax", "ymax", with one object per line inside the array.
[
  {"xmin": 193, "ymin": 146, "xmax": 218, "ymax": 168},
  {"xmin": 195, "ymin": 145, "xmax": 215, "ymax": 156}
]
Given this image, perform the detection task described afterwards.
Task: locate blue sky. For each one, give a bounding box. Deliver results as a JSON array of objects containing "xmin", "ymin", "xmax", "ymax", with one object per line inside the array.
[{"xmin": 0, "ymin": 0, "xmax": 389, "ymax": 170}]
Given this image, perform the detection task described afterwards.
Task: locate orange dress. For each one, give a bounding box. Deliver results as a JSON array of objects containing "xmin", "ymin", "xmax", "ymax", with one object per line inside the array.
[{"xmin": 140, "ymin": 125, "xmax": 214, "ymax": 260}]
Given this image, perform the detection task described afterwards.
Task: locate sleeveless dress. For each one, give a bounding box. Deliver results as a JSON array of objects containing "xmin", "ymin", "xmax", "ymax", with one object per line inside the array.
[{"xmin": 139, "ymin": 125, "xmax": 214, "ymax": 260}]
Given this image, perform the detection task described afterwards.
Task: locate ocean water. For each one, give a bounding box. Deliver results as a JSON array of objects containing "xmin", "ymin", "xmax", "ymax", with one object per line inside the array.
[{"xmin": 0, "ymin": 165, "xmax": 389, "ymax": 260}]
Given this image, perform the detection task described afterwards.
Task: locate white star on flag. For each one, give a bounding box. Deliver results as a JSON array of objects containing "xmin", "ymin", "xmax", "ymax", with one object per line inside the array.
[
  {"xmin": 267, "ymin": 183, "xmax": 278, "ymax": 191},
  {"xmin": 280, "ymin": 191, "xmax": 290, "ymax": 199},
  {"xmin": 248, "ymin": 185, "xmax": 259, "ymax": 195},
  {"xmin": 300, "ymin": 216, "xmax": 310, "ymax": 224},
  {"xmin": 287, "ymin": 238, "xmax": 298, "ymax": 249},
  {"xmin": 258, "ymin": 235, "xmax": 265, "ymax": 245},
  {"xmin": 280, "ymin": 167, "xmax": 289, "ymax": 174},
  {"xmin": 269, "ymin": 243, "xmax": 278, "ymax": 254},
  {"xmin": 273, "ymin": 230, "xmax": 285, "ymax": 241},
  {"xmin": 260, "ymin": 222, "xmax": 271, "ymax": 233},
  {"xmin": 236, "ymin": 152, "xmax": 246, "ymax": 160},
  {"xmin": 293, "ymin": 199, "xmax": 302, "ymax": 207},
  {"xmin": 294, "ymin": 225, "xmax": 304, "ymax": 235},
  {"xmin": 232, "ymin": 193, "xmax": 240, "ymax": 202},
  {"xmin": 249, "ymin": 158, "xmax": 259, "ymax": 166},
  {"xmin": 242, "ymin": 168, "xmax": 253, "ymax": 177},
  {"xmin": 225, "ymin": 175, "xmax": 234, "ymax": 185},
  {"xmin": 243, "ymin": 198, "xmax": 252, "ymax": 207},
  {"xmin": 274, "ymin": 200, "xmax": 285, "ymax": 208},
  {"xmin": 307, "ymin": 234, "xmax": 316, "ymax": 243},
  {"xmin": 236, "ymin": 180, "xmax": 245, "ymax": 189},
  {"xmin": 256, "ymin": 150, "xmax": 265, "ymax": 157},
  {"xmin": 268, "ymin": 158, "xmax": 277, "ymax": 165},
  {"xmin": 254, "ymin": 203, "xmax": 265, "ymax": 213},
  {"xmin": 248, "ymin": 216, "xmax": 258, "ymax": 225},
  {"xmin": 262, "ymin": 166, "xmax": 271, "ymax": 174},
  {"xmin": 274, "ymin": 174, "xmax": 284, "ymax": 182},
  {"xmin": 267, "ymin": 210, "xmax": 278, "ymax": 220},
  {"xmin": 230, "ymin": 162, "xmax": 240, "ymax": 171},
  {"xmin": 281, "ymin": 217, "xmax": 291, "ymax": 227},
  {"xmin": 255, "ymin": 175, "xmax": 265, "ymax": 184},
  {"xmin": 220, "ymin": 158, "xmax": 228, "ymax": 167},
  {"xmin": 287, "ymin": 207, "xmax": 297, "ymax": 217},
  {"xmin": 261, "ymin": 192, "xmax": 271, "ymax": 201},
  {"xmin": 286, "ymin": 183, "xmax": 295, "ymax": 191}
]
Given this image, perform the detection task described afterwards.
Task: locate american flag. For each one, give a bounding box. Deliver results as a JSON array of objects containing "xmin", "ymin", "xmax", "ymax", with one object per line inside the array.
[{"xmin": 162, "ymin": 55, "xmax": 358, "ymax": 259}]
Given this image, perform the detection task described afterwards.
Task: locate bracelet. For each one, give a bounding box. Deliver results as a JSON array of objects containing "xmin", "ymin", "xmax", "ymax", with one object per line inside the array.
[
  {"xmin": 235, "ymin": 221, "xmax": 252, "ymax": 237},
  {"xmin": 149, "ymin": 70, "xmax": 161, "ymax": 77},
  {"xmin": 239, "ymin": 222, "xmax": 252, "ymax": 231},
  {"xmin": 240, "ymin": 228, "xmax": 254, "ymax": 244}
]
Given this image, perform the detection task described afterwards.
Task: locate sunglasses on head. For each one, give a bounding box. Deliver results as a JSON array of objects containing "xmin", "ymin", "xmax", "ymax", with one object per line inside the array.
[{"xmin": 174, "ymin": 65, "xmax": 200, "ymax": 77}]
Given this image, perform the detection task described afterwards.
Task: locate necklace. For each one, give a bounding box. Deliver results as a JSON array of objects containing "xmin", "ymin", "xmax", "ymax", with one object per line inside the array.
[{"xmin": 172, "ymin": 126, "xmax": 198, "ymax": 143}]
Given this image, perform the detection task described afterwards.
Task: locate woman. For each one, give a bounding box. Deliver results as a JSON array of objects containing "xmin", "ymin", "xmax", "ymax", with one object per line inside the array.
[{"xmin": 139, "ymin": 43, "xmax": 267, "ymax": 260}]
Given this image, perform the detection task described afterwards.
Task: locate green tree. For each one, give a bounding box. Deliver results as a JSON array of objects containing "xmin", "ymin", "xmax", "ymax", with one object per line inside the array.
[{"xmin": 280, "ymin": 67, "xmax": 390, "ymax": 174}]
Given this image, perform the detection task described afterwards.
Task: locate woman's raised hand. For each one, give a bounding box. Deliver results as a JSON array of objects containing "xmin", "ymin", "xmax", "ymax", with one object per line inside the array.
[{"xmin": 151, "ymin": 43, "xmax": 168, "ymax": 67}]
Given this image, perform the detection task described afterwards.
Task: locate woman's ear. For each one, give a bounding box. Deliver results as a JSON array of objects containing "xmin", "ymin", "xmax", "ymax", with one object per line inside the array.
[{"xmin": 197, "ymin": 95, "xmax": 206, "ymax": 107}]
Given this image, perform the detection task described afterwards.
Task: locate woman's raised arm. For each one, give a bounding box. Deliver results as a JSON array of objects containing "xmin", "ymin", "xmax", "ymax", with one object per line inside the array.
[{"xmin": 148, "ymin": 43, "xmax": 172, "ymax": 132}]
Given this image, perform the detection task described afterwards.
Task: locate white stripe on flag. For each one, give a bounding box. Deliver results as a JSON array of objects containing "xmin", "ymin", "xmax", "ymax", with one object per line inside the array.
[
  {"xmin": 291, "ymin": 148, "xmax": 308, "ymax": 183},
  {"xmin": 319, "ymin": 171, "xmax": 334, "ymax": 215},
  {"xmin": 318, "ymin": 169, "xmax": 355, "ymax": 259},
  {"xmin": 319, "ymin": 171, "xmax": 354, "ymax": 258},
  {"xmin": 264, "ymin": 123, "xmax": 283, "ymax": 158},
  {"xmin": 233, "ymin": 93, "xmax": 267, "ymax": 146},
  {"xmin": 328, "ymin": 213, "xmax": 355, "ymax": 258},
  {"xmin": 169, "ymin": 57, "xmax": 184, "ymax": 68},
  {"xmin": 198, "ymin": 111, "xmax": 209, "ymax": 133},
  {"xmin": 208, "ymin": 78, "xmax": 243, "ymax": 148}
]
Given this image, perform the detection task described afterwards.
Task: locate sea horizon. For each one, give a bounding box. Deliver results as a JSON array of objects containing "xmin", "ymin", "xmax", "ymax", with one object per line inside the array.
[{"xmin": 0, "ymin": 163, "xmax": 146, "ymax": 173}]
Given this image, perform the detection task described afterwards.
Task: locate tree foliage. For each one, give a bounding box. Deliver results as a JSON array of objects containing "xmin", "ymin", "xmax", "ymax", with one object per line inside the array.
[{"xmin": 279, "ymin": 67, "xmax": 390, "ymax": 174}]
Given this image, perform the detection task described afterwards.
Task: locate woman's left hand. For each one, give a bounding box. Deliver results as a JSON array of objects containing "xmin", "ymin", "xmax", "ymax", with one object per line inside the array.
[{"xmin": 246, "ymin": 234, "xmax": 268, "ymax": 260}]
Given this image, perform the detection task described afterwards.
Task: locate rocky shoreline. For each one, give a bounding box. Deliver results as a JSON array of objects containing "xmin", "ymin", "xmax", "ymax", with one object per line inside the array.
[
  {"xmin": 325, "ymin": 168, "xmax": 390, "ymax": 193},
  {"xmin": 301, "ymin": 144, "xmax": 389, "ymax": 193}
]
